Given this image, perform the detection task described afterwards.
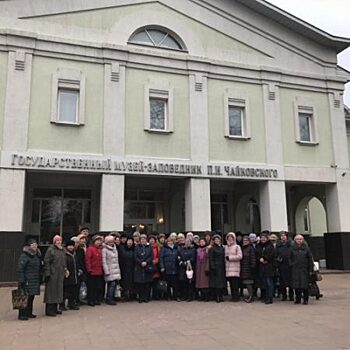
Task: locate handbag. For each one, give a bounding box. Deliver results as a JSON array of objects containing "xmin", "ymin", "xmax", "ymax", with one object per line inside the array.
[
  {"xmin": 186, "ymin": 261, "xmax": 194, "ymax": 280},
  {"xmin": 79, "ymin": 282, "xmax": 88, "ymax": 302},
  {"xmin": 145, "ymin": 263, "xmax": 157, "ymax": 273},
  {"xmin": 156, "ymin": 279, "xmax": 168, "ymax": 293},
  {"xmin": 315, "ymin": 271, "xmax": 322, "ymax": 282},
  {"xmin": 12, "ymin": 288, "xmax": 28, "ymax": 310}
]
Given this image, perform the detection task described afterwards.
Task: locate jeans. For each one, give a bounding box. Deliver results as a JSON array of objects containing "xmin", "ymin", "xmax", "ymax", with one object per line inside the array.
[
  {"xmin": 106, "ymin": 280, "xmax": 117, "ymax": 302},
  {"xmin": 262, "ymin": 277, "xmax": 274, "ymax": 301}
]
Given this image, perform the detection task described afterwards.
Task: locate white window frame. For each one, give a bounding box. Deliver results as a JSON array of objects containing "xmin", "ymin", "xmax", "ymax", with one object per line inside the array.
[
  {"xmin": 51, "ymin": 68, "xmax": 86, "ymax": 126},
  {"xmin": 294, "ymin": 97, "xmax": 319, "ymax": 145},
  {"xmin": 144, "ymin": 82, "xmax": 173, "ymax": 134},
  {"xmin": 224, "ymin": 90, "xmax": 251, "ymax": 140},
  {"xmin": 346, "ymin": 118, "xmax": 350, "ymax": 136}
]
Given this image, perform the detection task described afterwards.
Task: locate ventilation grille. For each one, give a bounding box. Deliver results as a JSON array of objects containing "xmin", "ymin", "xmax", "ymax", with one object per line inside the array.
[
  {"xmin": 334, "ymin": 100, "xmax": 340, "ymax": 108},
  {"xmin": 268, "ymin": 91, "xmax": 276, "ymax": 100},
  {"xmin": 15, "ymin": 60, "xmax": 25, "ymax": 71},
  {"xmin": 111, "ymin": 72, "xmax": 120, "ymax": 82},
  {"xmin": 195, "ymin": 82, "xmax": 202, "ymax": 92}
]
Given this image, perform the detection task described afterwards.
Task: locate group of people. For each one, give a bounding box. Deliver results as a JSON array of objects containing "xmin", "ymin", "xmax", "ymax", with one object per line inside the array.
[{"xmin": 16, "ymin": 228, "xmax": 317, "ymax": 320}]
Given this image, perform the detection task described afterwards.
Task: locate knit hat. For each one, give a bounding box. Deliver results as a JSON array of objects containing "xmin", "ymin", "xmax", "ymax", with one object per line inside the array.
[
  {"xmin": 213, "ymin": 234, "xmax": 222, "ymax": 241},
  {"xmin": 53, "ymin": 235, "xmax": 61, "ymax": 243},
  {"xmin": 92, "ymin": 235, "xmax": 103, "ymax": 243},
  {"xmin": 140, "ymin": 234, "xmax": 147, "ymax": 240},
  {"xmin": 226, "ymin": 232, "xmax": 236, "ymax": 240},
  {"xmin": 27, "ymin": 238, "xmax": 38, "ymax": 246},
  {"xmin": 70, "ymin": 236, "xmax": 79, "ymax": 243},
  {"xmin": 248, "ymin": 233, "xmax": 257, "ymax": 239},
  {"xmin": 65, "ymin": 240, "xmax": 75, "ymax": 247},
  {"xmin": 193, "ymin": 235, "xmax": 200, "ymax": 240},
  {"xmin": 260, "ymin": 232, "xmax": 269, "ymax": 238},
  {"xmin": 104, "ymin": 235, "xmax": 115, "ymax": 244},
  {"xmin": 77, "ymin": 233, "xmax": 87, "ymax": 241}
]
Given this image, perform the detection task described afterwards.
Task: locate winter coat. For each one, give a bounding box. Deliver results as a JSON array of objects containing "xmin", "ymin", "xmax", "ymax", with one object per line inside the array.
[
  {"xmin": 276, "ymin": 240, "xmax": 293, "ymax": 288},
  {"xmin": 44, "ymin": 244, "xmax": 66, "ymax": 304},
  {"xmin": 151, "ymin": 245, "xmax": 161, "ymax": 279},
  {"xmin": 290, "ymin": 243, "xmax": 314, "ymax": 289},
  {"xmin": 256, "ymin": 241, "xmax": 275, "ymax": 278},
  {"xmin": 160, "ymin": 244, "xmax": 178, "ymax": 276},
  {"xmin": 134, "ymin": 244, "xmax": 153, "ymax": 284},
  {"xmin": 64, "ymin": 250, "xmax": 78, "ymax": 286},
  {"xmin": 240, "ymin": 244, "xmax": 256, "ymax": 281},
  {"xmin": 85, "ymin": 245, "xmax": 103, "ymax": 276},
  {"xmin": 209, "ymin": 244, "xmax": 226, "ymax": 289},
  {"xmin": 76, "ymin": 245, "xmax": 87, "ymax": 281},
  {"xmin": 17, "ymin": 246, "xmax": 42, "ymax": 296},
  {"xmin": 177, "ymin": 246, "xmax": 196, "ymax": 281},
  {"xmin": 195, "ymin": 247, "xmax": 209, "ymax": 289},
  {"xmin": 119, "ymin": 244, "xmax": 134, "ymax": 291},
  {"xmin": 224, "ymin": 243, "xmax": 242, "ymax": 277},
  {"xmin": 102, "ymin": 244, "xmax": 121, "ymax": 282}
]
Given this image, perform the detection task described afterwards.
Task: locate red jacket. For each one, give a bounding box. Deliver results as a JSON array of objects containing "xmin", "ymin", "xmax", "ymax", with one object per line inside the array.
[
  {"xmin": 152, "ymin": 245, "xmax": 160, "ymax": 279},
  {"xmin": 85, "ymin": 245, "xmax": 103, "ymax": 276}
]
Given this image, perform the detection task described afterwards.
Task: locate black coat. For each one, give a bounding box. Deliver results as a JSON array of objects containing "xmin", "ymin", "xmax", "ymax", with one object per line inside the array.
[
  {"xmin": 177, "ymin": 246, "xmax": 196, "ymax": 281},
  {"xmin": 76, "ymin": 246, "xmax": 87, "ymax": 281},
  {"xmin": 64, "ymin": 250, "xmax": 78, "ymax": 286},
  {"xmin": 276, "ymin": 240, "xmax": 293, "ymax": 287},
  {"xmin": 209, "ymin": 245, "xmax": 226, "ymax": 289},
  {"xmin": 119, "ymin": 245, "xmax": 134, "ymax": 291},
  {"xmin": 240, "ymin": 244, "xmax": 256, "ymax": 281},
  {"xmin": 290, "ymin": 244, "xmax": 314, "ymax": 289},
  {"xmin": 134, "ymin": 244, "xmax": 153, "ymax": 284},
  {"xmin": 17, "ymin": 246, "xmax": 42, "ymax": 296},
  {"xmin": 256, "ymin": 241, "xmax": 275, "ymax": 278},
  {"xmin": 160, "ymin": 244, "xmax": 178, "ymax": 276}
]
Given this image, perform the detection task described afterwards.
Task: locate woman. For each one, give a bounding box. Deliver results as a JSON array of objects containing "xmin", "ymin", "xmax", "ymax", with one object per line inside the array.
[
  {"xmin": 44, "ymin": 235, "xmax": 66, "ymax": 316},
  {"xmin": 256, "ymin": 233, "xmax": 275, "ymax": 304},
  {"xmin": 209, "ymin": 235, "xmax": 226, "ymax": 303},
  {"xmin": 75, "ymin": 233, "xmax": 87, "ymax": 305},
  {"xmin": 177, "ymin": 238, "xmax": 196, "ymax": 301},
  {"xmin": 134, "ymin": 234, "xmax": 153, "ymax": 303},
  {"xmin": 290, "ymin": 234, "xmax": 314, "ymax": 305},
  {"xmin": 119, "ymin": 237, "xmax": 135, "ymax": 301},
  {"xmin": 240, "ymin": 235, "xmax": 256, "ymax": 303},
  {"xmin": 148, "ymin": 235, "xmax": 161, "ymax": 300},
  {"xmin": 102, "ymin": 235, "xmax": 121, "ymax": 305},
  {"xmin": 85, "ymin": 235, "xmax": 104, "ymax": 307},
  {"xmin": 160, "ymin": 233, "xmax": 179, "ymax": 300},
  {"xmin": 195, "ymin": 238, "xmax": 210, "ymax": 301},
  {"xmin": 61, "ymin": 240, "xmax": 79, "ymax": 311},
  {"xmin": 17, "ymin": 238, "xmax": 42, "ymax": 320},
  {"xmin": 276, "ymin": 231, "xmax": 294, "ymax": 301},
  {"xmin": 225, "ymin": 232, "xmax": 242, "ymax": 302}
]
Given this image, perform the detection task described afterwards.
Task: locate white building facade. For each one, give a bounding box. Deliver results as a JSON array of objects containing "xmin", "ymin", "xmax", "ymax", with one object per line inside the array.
[{"xmin": 0, "ymin": 0, "xmax": 350, "ymax": 280}]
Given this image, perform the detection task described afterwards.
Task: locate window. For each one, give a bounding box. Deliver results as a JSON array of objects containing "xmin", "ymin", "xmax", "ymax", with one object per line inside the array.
[
  {"xmin": 58, "ymin": 89, "xmax": 79, "ymax": 123},
  {"xmin": 299, "ymin": 112, "xmax": 312, "ymax": 142},
  {"xmin": 294, "ymin": 98, "xmax": 319, "ymax": 145},
  {"xmin": 346, "ymin": 119, "xmax": 350, "ymax": 136},
  {"xmin": 229, "ymin": 106, "xmax": 244, "ymax": 137},
  {"xmin": 30, "ymin": 188, "xmax": 92, "ymax": 244},
  {"xmin": 51, "ymin": 68, "xmax": 85, "ymax": 125},
  {"xmin": 224, "ymin": 91, "xmax": 251, "ymax": 139},
  {"xmin": 144, "ymin": 84, "xmax": 173, "ymax": 133},
  {"xmin": 129, "ymin": 27, "xmax": 186, "ymax": 51}
]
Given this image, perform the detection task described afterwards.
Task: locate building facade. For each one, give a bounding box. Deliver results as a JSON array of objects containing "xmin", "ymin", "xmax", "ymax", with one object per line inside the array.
[{"xmin": 1, "ymin": 0, "xmax": 350, "ymax": 280}]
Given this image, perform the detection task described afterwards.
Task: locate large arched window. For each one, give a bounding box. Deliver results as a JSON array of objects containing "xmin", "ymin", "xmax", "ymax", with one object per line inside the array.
[{"xmin": 129, "ymin": 27, "xmax": 186, "ymax": 51}]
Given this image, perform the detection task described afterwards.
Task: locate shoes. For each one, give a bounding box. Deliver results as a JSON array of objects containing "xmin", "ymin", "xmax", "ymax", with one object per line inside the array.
[
  {"xmin": 59, "ymin": 306, "xmax": 67, "ymax": 311},
  {"xmin": 68, "ymin": 305, "xmax": 80, "ymax": 310},
  {"xmin": 264, "ymin": 298, "xmax": 273, "ymax": 304},
  {"xmin": 95, "ymin": 301, "xmax": 101, "ymax": 306},
  {"xmin": 244, "ymin": 297, "xmax": 253, "ymax": 303},
  {"xmin": 294, "ymin": 300, "xmax": 301, "ymax": 305},
  {"xmin": 18, "ymin": 316, "xmax": 28, "ymax": 321},
  {"xmin": 28, "ymin": 314, "xmax": 37, "ymax": 318},
  {"xmin": 56, "ymin": 310, "xmax": 62, "ymax": 315},
  {"xmin": 46, "ymin": 313, "xmax": 56, "ymax": 317},
  {"xmin": 303, "ymin": 300, "xmax": 308, "ymax": 305},
  {"xmin": 88, "ymin": 302, "xmax": 95, "ymax": 307},
  {"xmin": 106, "ymin": 300, "xmax": 117, "ymax": 305},
  {"xmin": 176, "ymin": 298, "xmax": 181, "ymax": 302},
  {"xmin": 138, "ymin": 300, "xmax": 142, "ymax": 303}
]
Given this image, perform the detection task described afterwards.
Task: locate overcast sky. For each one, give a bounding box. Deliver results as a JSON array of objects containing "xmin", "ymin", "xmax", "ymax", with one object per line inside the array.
[{"xmin": 266, "ymin": 0, "xmax": 350, "ymax": 107}]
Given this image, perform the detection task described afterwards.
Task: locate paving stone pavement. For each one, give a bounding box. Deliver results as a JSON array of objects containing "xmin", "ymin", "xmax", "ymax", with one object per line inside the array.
[{"xmin": 1, "ymin": 274, "xmax": 350, "ymax": 350}]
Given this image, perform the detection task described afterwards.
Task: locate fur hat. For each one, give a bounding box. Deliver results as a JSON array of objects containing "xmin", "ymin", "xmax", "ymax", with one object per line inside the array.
[
  {"xmin": 92, "ymin": 235, "xmax": 103, "ymax": 243},
  {"xmin": 248, "ymin": 233, "xmax": 257, "ymax": 239},
  {"xmin": 65, "ymin": 240, "xmax": 75, "ymax": 247},
  {"xmin": 213, "ymin": 234, "xmax": 222, "ymax": 241},
  {"xmin": 27, "ymin": 238, "xmax": 38, "ymax": 246},
  {"xmin": 104, "ymin": 235, "xmax": 115, "ymax": 244},
  {"xmin": 140, "ymin": 234, "xmax": 147, "ymax": 240},
  {"xmin": 53, "ymin": 235, "xmax": 61, "ymax": 243}
]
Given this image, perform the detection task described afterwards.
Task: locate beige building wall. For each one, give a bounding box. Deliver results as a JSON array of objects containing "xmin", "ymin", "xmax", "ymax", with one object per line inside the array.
[
  {"xmin": 28, "ymin": 56, "xmax": 104, "ymax": 154},
  {"xmin": 208, "ymin": 79, "xmax": 266, "ymax": 163},
  {"xmin": 125, "ymin": 68, "xmax": 190, "ymax": 159},
  {"xmin": 0, "ymin": 52, "xmax": 8, "ymax": 150}
]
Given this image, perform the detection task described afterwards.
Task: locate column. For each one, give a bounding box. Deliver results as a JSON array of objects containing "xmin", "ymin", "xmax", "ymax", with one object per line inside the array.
[
  {"xmin": 324, "ymin": 91, "xmax": 350, "ymax": 269},
  {"xmin": 0, "ymin": 169, "xmax": 26, "ymax": 231},
  {"xmin": 3, "ymin": 50, "xmax": 32, "ymax": 151},
  {"xmin": 185, "ymin": 178, "xmax": 211, "ymax": 232},
  {"xmin": 259, "ymin": 181, "xmax": 288, "ymax": 232},
  {"xmin": 103, "ymin": 62, "xmax": 126, "ymax": 156},
  {"xmin": 99, "ymin": 174, "xmax": 124, "ymax": 232}
]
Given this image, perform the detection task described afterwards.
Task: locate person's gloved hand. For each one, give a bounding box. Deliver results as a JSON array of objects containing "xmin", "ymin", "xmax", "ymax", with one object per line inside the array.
[{"xmin": 225, "ymin": 256, "xmax": 230, "ymax": 261}]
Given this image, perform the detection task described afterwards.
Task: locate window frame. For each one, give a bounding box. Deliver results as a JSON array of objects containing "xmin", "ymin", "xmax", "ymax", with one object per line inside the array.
[
  {"xmin": 346, "ymin": 118, "xmax": 350, "ymax": 136},
  {"xmin": 294, "ymin": 99, "xmax": 319, "ymax": 145},
  {"xmin": 224, "ymin": 90, "xmax": 251, "ymax": 140},
  {"xmin": 51, "ymin": 68, "xmax": 86, "ymax": 126},
  {"xmin": 57, "ymin": 88, "xmax": 80, "ymax": 124},
  {"xmin": 144, "ymin": 83, "xmax": 174, "ymax": 134}
]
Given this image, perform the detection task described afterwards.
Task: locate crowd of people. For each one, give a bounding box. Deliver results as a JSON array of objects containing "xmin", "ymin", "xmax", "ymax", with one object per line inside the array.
[{"xmin": 16, "ymin": 228, "xmax": 319, "ymax": 320}]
